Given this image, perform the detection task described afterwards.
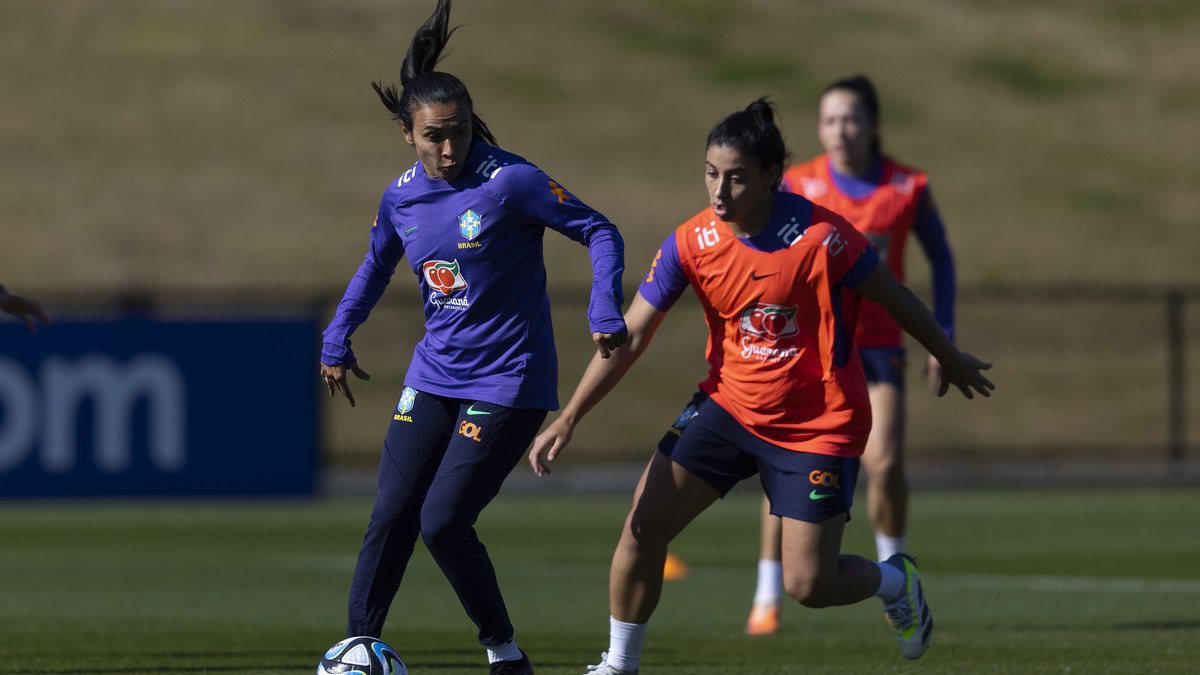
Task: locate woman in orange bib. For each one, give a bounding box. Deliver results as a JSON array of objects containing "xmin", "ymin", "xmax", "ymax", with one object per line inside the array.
[{"xmin": 529, "ymin": 99, "xmax": 992, "ymax": 673}]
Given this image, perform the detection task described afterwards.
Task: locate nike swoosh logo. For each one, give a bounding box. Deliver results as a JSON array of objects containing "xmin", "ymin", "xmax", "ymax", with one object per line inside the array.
[
  {"xmin": 466, "ymin": 404, "xmax": 491, "ymax": 416},
  {"xmin": 404, "ymin": 226, "xmax": 420, "ymax": 235},
  {"xmin": 809, "ymin": 490, "xmax": 836, "ymax": 500},
  {"xmin": 750, "ymin": 272, "xmax": 779, "ymax": 281}
]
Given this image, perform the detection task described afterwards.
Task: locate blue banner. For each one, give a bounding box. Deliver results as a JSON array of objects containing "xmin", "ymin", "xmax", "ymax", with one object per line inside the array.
[{"xmin": 0, "ymin": 317, "xmax": 319, "ymax": 498}]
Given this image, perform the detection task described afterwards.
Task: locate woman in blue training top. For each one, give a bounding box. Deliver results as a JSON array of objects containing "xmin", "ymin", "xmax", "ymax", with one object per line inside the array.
[{"xmin": 319, "ymin": 2, "xmax": 627, "ymax": 673}]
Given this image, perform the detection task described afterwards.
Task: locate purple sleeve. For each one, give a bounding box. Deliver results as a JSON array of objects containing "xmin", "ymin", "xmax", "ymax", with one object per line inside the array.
[
  {"xmin": 842, "ymin": 244, "xmax": 880, "ymax": 289},
  {"xmin": 912, "ymin": 187, "xmax": 956, "ymax": 341},
  {"xmin": 320, "ymin": 202, "xmax": 406, "ymax": 366},
  {"xmin": 637, "ymin": 232, "xmax": 689, "ymax": 312},
  {"xmin": 582, "ymin": 225, "xmax": 628, "ymax": 334},
  {"xmin": 500, "ymin": 166, "xmax": 626, "ymax": 334}
]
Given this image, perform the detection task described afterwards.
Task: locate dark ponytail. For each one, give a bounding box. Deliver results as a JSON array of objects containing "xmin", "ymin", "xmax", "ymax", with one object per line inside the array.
[
  {"xmin": 821, "ymin": 74, "xmax": 881, "ymax": 159},
  {"xmin": 706, "ymin": 97, "xmax": 789, "ymax": 188},
  {"xmin": 372, "ymin": 0, "xmax": 497, "ymax": 146}
]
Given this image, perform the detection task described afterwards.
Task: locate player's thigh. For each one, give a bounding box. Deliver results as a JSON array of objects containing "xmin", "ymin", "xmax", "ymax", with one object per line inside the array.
[
  {"xmin": 864, "ymin": 381, "xmax": 905, "ymax": 471},
  {"xmin": 658, "ymin": 393, "xmax": 759, "ymax": 498},
  {"xmin": 421, "ymin": 402, "xmax": 547, "ymax": 526},
  {"xmin": 630, "ymin": 395, "xmax": 759, "ymax": 544},
  {"xmin": 779, "ymin": 513, "xmax": 848, "ymax": 587},
  {"xmin": 860, "ymin": 347, "xmax": 906, "ymax": 452},
  {"xmin": 372, "ymin": 388, "xmax": 459, "ymax": 519},
  {"xmin": 624, "ymin": 450, "xmax": 722, "ymax": 545}
]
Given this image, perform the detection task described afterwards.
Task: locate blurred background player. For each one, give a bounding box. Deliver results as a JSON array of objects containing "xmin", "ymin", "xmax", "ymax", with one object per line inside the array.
[
  {"xmin": 319, "ymin": 1, "xmax": 627, "ymax": 673},
  {"xmin": 530, "ymin": 99, "xmax": 992, "ymax": 674},
  {"xmin": 0, "ymin": 284, "xmax": 50, "ymax": 333},
  {"xmin": 744, "ymin": 74, "xmax": 957, "ymax": 636}
]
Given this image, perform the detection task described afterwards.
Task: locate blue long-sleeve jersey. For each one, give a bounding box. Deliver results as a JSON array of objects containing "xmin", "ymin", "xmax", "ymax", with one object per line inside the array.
[{"xmin": 322, "ymin": 141, "xmax": 626, "ymax": 410}]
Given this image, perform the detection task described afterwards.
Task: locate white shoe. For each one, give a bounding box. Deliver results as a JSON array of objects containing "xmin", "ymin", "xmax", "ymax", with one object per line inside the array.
[
  {"xmin": 882, "ymin": 553, "xmax": 933, "ymax": 659},
  {"xmin": 583, "ymin": 652, "xmax": 639, "ymax": 674}
]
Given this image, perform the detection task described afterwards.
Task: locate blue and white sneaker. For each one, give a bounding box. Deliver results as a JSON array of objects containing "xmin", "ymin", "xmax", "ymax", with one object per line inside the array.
[{"xmin": 882, "ymin": 553, "xmax": 933, "ymax": 659}]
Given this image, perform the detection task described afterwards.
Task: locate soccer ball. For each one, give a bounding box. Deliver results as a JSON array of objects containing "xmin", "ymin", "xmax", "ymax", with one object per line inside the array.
[{"xmin": 317, "ymin": 636, "xmax": 407, "ymax": 675}]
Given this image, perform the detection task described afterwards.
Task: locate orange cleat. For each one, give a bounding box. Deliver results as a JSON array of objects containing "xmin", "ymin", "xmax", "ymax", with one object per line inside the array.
[
  {"xmin": 662, "ymin": 552, "xmax": 690, "ymax": 581},
  {"xmin": 744, "ymin": 602, "xmax": 781, "ymax": 636}
]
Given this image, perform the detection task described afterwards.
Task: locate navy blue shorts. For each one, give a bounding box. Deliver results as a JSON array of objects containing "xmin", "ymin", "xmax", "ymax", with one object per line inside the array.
[
  {"xmin": 860, "ymin": 347, "xmax": 906, "ymax": 387},
  {"xmin": 659, "ymin": 392, "xmax": 859, "ymax": 523}
]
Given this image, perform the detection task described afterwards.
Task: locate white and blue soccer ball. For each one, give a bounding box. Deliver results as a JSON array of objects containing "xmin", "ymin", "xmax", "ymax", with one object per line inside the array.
[{"xmin": 317, "ymin": 636, "xmax": 407, "ymax": 675}]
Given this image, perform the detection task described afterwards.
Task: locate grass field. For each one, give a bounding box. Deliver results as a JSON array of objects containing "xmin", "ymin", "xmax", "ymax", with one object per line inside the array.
[{"xmin": 1, "ymin": 486, "xmax": 1198, "ymax": 674}]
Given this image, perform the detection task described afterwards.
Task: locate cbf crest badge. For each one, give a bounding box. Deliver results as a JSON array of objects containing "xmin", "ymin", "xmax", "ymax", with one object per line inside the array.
[
  {"xmin": 398, "ymin": 387, "xmax": 417, "ymax": 415},
  {"xmin": 458, "ymin": 209, "xmax": 482, "ymax": 241}
]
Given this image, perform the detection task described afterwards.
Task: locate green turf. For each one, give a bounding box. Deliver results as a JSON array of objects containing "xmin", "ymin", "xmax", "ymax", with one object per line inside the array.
[{"xmin": 1, "ymin": 486, "xmax": 1197, "ymax": 673}]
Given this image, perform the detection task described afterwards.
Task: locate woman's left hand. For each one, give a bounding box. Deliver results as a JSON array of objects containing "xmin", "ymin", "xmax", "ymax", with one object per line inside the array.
[{"xmin": 937, "ymin": 351, "xmax": 994, "ymax": 399}]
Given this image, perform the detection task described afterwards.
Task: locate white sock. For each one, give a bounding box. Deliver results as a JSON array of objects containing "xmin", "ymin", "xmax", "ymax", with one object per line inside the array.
[
  {"xmin": 607, "ymin": 617, "xmax": 648, "ymax": 671},
  {"xmin": 753, "ymin": 558, "xmax": 785, "ymax": 606},
  {"xmin": 486, "ymin": 639, "xmax": 522, "ymax": 664},
  {"xmin": 875, "ymin": 533, "xmax": 907, "ymax": 561},
  {"xmin": 874, "ymin": 561, "xmax": 906, "ymax": 605}
]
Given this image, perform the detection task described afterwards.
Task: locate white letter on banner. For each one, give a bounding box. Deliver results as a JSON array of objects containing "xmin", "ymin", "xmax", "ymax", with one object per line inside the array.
[
  {"xmin": 41, "ymin": 355, "xmax": 187, "ymax": 474},
  {"xmin": 0, "ymin": 357, "xmax": 37, "ymax": 472}
]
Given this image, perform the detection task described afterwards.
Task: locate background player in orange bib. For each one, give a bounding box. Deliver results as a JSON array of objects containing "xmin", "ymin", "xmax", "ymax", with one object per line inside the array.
[
  {"xmin": 745, "ymin": 74, "xmax": 959, "ymax": 636},
  {"xmin": 529, "ymin": 99, "xmax": 992, "ymax": 674}
]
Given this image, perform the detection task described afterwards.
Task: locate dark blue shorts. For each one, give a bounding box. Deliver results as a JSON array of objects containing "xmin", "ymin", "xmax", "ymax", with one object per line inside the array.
[
  {"xmin": 860, "ymin": 347, "xmax": 906, "ymax": 387},
  {"xmin": 659, "ymin": 392, "xmax": 859, "ymax": 523}
]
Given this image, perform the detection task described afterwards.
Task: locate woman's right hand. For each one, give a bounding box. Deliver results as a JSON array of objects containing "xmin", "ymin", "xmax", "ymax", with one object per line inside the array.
[
  {"xmin": 320, "ymin": 362, "xmax": 371, "ymax": 407},
  {"xmin": 593, "ymin": 330, "xmax": 629, "ymax": 359},
  {"xmin": 528, "ymin": 417, "xmax": 575, "ymax": 477}
]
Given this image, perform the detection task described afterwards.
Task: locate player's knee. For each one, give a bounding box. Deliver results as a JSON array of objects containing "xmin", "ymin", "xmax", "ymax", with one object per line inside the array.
[
  {"xmin": 624, "ymin": 520, "xmax": 663, "ymax": 549},
  {"xmin": 785, "ymin": 573, "xmax": 833, "ymax": 608},
  {"xmin": 787, "ymin": 562, "xmax": 844, "ymax": 605},
  {"xmin": 365, "ymin": 505, "xmax": 419, "ymax": 538},
  {"xmin": 865, "ymin": 450, "xmax": 904, "ymax": 483},
  {"xmin": 624, "ymin": 513, "xmax": 671, "ymax": 552},
  {"xmin": 419, "ymin": 514, "xmax": 468, "ymax": 552}
]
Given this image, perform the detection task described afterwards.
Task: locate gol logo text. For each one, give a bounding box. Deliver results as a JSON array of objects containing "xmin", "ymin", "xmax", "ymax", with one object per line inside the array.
[
  {"xmin": 458, "ymin": 420, "xmax": 484, "ymax": 443},
  {"xmin": 808, "ymin": 470, "xmax": 841, "ymax": 489}
]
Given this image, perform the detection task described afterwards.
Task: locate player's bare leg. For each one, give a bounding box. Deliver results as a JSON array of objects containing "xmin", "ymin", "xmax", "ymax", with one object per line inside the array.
[
  {"xmin": 757, "ymin": 496, "xmax": 783, "ymax": 571},
  {"xmin": 611, "ymin": 451, "xmax": 720, "ymax": 622},
  {"xmin": 863, "ymin": 382, "xmax": 908, "ymax": 560},
  {"xmin": 745, "ymin": 497, "xmax": 784, "ymax": 635},
  {"xmin": 779, "ymin": 513, "xmax": 879, "ymax": 609},
  {"xmin": 780, "ymin": 509, "xmax": 933, "ymax": 660},
  {"xmin": 586, "ymin": 451, "xmax": 720, "ymax": 675}
]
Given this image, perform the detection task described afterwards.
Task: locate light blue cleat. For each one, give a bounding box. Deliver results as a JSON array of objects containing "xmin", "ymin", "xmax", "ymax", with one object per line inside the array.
[{"xmin": 882, "ymin": 553, "xmax": 933, "ymax": 660}]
